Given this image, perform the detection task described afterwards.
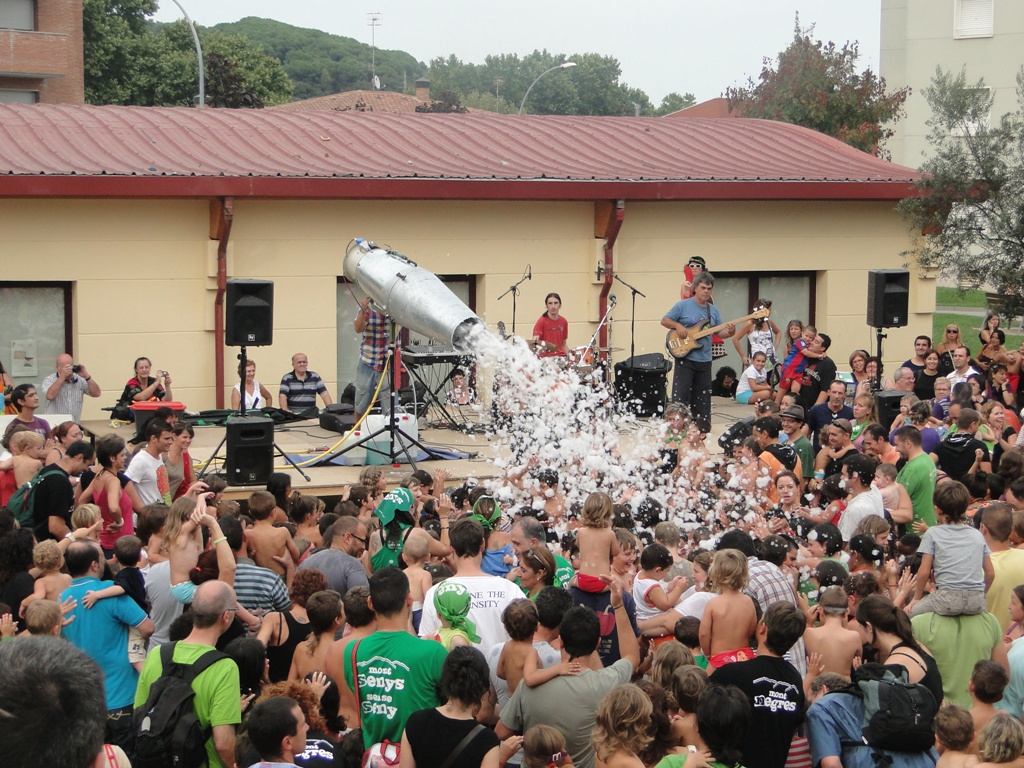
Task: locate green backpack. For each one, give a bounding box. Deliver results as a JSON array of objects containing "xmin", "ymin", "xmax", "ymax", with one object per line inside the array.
[
  {"xmin": 370, "ymin": 523, "xmax": 412, "ymax": 572},
  {"xmin": 8, "ymin": 464, "xmax": 66, "ymax": 528}
]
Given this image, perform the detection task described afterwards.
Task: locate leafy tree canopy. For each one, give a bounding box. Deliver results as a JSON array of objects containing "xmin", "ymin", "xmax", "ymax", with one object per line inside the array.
[
  {"xmin": 725, "ymin": 17, "xmax": 908, "ymax": 158},
  {"xmin": 83, "ymin": 2, "xmax": 291, "ymax": 107},
  {"xmin": 426, "ymin": 50, "xmax": 691, "ymax": 117},
  {"xmin": 897, "ymin": 67, "xmax": 1024, "ymax": 318},
  {"xmin": 209, "ymin": 17, "xmax": 424, "ymax": 101}
]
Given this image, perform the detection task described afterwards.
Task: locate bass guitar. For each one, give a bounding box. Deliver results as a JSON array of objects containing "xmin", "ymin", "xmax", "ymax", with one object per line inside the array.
[{"xmin": 665, "ymin": 307, "xmax": 770, "ymax": 359}]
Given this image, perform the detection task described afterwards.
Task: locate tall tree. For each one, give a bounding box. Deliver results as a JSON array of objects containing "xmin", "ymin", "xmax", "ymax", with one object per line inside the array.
[
  {"xmin": 897, "ymin": 67, "xmax": 1024, "ymax": 318},
  {"xmin": 726, "ymin": 18, "xmax": 908, "ymax": 158},
  {"xmin": 654, "ymin": 92, "xmax": 697, "ymax": 117},
  {"xmin": 83, "ymin": 6, "xmax": 291, "ymax": 107}
]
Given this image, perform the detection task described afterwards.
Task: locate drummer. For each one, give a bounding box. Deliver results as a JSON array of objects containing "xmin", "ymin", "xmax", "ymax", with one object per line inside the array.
[{"xmin": 531, "ymin": 293, "xmax": 569, "ymax": 358}]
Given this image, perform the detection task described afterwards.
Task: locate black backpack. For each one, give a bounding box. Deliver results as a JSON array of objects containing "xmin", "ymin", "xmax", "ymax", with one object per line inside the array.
[
  {"xmin": 843, "ymin": 662, "xmax": 938, "ymax": 754},
  {"xmin": 133, "ymin": 643, "xmax": 229, "ymax": 768}
]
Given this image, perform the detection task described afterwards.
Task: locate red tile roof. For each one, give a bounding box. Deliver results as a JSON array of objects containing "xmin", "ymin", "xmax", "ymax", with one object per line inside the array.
[
  {"xmin": 268, "ymin": 89, "xmax": 430, "ymax": 114},
  {"xmin": 0, "ymin": 104, "xmax": 920, "ymax": 201}
]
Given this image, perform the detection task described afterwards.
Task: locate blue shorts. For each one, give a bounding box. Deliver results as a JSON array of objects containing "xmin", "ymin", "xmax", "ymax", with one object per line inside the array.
[{"xmin": 736, "ymin": 390, "xmax": 753, "ymax": 404}]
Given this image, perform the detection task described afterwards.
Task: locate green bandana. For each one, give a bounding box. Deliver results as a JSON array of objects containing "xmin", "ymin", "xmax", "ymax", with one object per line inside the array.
[{"xmin": 433, "ymin": 581, "xmax": 480, "ymax": 643}]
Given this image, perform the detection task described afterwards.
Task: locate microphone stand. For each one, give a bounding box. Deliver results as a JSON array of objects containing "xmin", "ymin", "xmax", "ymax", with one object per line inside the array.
[
  {"xmin": 498, "ymin": 270, "xmax": 531, "ymax": 337},
  {"xmin": 612, "ymin": 273, "xmax": 646, "ymax": 363}
]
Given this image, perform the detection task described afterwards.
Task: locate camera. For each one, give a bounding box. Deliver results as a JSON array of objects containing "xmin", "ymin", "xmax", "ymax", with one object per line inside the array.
[
  {"xmin": 160, "ymin": 370, "xmax": 169, "ymax": 377},
  {"xmin": 71, "ymin": 365, "xmax": 81, "ymax": 373}
]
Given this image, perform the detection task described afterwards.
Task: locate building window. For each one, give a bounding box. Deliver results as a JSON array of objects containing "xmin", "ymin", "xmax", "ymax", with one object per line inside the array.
[
  {"xmin": 954, "ymin": 0, "xmax": 994, "ymax": 39},
  {"xmin": 0, "ymin": 89, "xmax": 38, "ymax": 104},
  {"xmin": 0, "ymin": 0, "xmax": 35, "ymax": 31}
]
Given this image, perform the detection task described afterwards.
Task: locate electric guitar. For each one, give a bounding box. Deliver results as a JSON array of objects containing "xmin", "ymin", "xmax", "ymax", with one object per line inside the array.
[{"xmin": 665, "ymin": 307, "xmax": 770, "ymax": 359}]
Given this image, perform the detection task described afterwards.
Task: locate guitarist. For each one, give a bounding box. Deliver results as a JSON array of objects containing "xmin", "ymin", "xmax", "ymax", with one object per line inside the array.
[
  {"xmin": 532, "ymin": 293, "xmax": 569, "ymax": 358},
  {"xmin": 661, "ymin": 272, "xmax": 735, "ymax": 432}
]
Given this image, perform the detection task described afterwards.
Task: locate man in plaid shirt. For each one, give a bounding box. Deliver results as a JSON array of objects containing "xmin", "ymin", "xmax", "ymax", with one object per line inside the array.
[{"xmin": 354, "ymin": 296, "xmax": 392, "ymax": 420}]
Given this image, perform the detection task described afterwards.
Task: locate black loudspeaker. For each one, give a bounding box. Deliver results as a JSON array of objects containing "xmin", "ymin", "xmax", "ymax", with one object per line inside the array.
[
  {"xmin": 614, "ymin": 354, "xmax": 671, "ymax": 417},
  {"xmin": 226, "ymin": 279, "xmax": 274, "ymax": 346},
  {"xmin": 225, "ymin": 416, "xmax": 274, "ymax": 485},
  {"xmin": 320, "ymin": 403, "xmax": 355, "ymax": 434},
  {"xmin": 874, "ymin": 391, "xmax": 906, "ymax": 432},
  {"xmin": 866, "ymin": 270, "xmax": 909, "ymax": 328}
]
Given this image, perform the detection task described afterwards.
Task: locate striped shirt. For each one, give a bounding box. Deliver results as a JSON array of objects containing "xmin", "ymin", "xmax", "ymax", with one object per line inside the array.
[
  {"xmin": 234, "ymin": 563, "xmax": 290, "ymax": 614},
  {"xmin": 279, "ymin": 370, "xmax": 328, "ymax": 411},
  {"xmin": 40, "ymin": 372, "xmax": 91, "ymax": 422}
]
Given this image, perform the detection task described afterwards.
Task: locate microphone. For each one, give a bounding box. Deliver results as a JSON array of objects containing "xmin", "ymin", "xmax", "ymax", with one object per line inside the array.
[
  {"xmin": 526, "ymin": 265, "xmax": 532, "ymax": 280},
  {"xmin": 610, "ymin": 294, "xmax": 617, "ymax": 306},
  {"xmin": 596, "ymin": 263, "xmax": 604, "ymax": 280}
]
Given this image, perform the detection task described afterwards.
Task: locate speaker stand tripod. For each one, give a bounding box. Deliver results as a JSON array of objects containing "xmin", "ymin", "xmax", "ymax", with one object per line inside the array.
[
  {"xmin": 873, "ymin": 327, "xmax": 886, "ymax": 393},
  {"xmin": 332, "ymin": 316, "xmax": 445, "ymax": 469},
  {"xmin": 197, "ymin": 346, "xmax": 311, "ymax": 483}
]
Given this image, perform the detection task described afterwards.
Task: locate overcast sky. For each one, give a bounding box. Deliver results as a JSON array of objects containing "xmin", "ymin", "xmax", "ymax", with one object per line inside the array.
[{"xmin": 153, "ymin": 1, "xmax": 882, "ymax": 104}]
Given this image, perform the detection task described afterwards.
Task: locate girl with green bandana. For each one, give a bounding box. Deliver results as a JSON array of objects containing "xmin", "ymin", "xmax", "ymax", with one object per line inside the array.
[
  {"xmin": 431, "ymin": 581, "xmax": 481, "ymax": 650},
  {"xmin": 469, "ymin": 491, "xmax": 515, "ymax": 578}
]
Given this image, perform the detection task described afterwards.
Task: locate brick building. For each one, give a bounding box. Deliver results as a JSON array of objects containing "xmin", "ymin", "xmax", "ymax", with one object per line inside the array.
[{"xmin": 0, "ymin": 0, "xmax": 84, "ymax": 104}]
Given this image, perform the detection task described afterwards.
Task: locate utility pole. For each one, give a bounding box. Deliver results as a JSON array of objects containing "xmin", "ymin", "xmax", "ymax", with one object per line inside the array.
[{"xmin": 367, "ymin": 12, "xmax": 382, "ymax": 88}]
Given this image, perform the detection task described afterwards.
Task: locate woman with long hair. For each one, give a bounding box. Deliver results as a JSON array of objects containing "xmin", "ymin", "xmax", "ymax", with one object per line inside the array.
[
  {"xmin": 850, "ymin": 394, "xmax": 879, "ymax": 448},
  {"xmin": 165, "ymin": 422, "xmax": 195, "ymax": 501},
  {"xmin": 91, "ymin": 434, "xmax": 134, "ymax": 557},
  {"xmin": 44, "ymin": 421, "xmax": 83, "ymax": 465},
  {"xmin": 289, "ymin": 492, "xmax": 324, "ymax": 550},
  {"xmin": 288, "ymin": 590, "xmax": 342, "ymax": 682},
  {"xmin": 732, "ymin": 299, "xmax": 779, "ymax": 368},
  {"xmin": 119, "ymin": 356, "xmax": 172, "ymax": 404},
  {"xmin": 914, "ymin": 349, "xmax": 942, "ymax": 402},
  {"xmin": 979, "ymin": 401, "xmax": 1018, "ymax": 470},
  {"xmin": 401, "ymin": 646, "xmax": 514, "ymax": 768},
  {"xmin": 514, "ymin": 545, "xmax": 556, "ymax": 600},
  {"xmin": 936, "ymin": 324, "xmax": 963, "ymax": 377},
  {"xmin": 849, "ymin": 349, "xmax": 872, "ymax": 393},
  {"xmin": 854, "ymin": 595, "xmax": 943, "ymax": 704},
  {"xmin": 231, "ymin": 358, "xmax": 272, "ymax": 412},
  {"xmin": 266, "ymin": 472, "xmax": 292, "ymax": 523},
  {"xmin": 259, "ymin": 568, "xmax": 327, "ymax": 683}
]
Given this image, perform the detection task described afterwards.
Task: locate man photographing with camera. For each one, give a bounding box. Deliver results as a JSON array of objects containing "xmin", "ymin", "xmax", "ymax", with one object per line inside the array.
[{"xmin": 41, "ymin": 353, "xmax": 101, "ymax": 422}]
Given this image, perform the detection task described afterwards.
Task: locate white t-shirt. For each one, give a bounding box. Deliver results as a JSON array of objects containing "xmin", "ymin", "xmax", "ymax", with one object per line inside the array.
[
  {"xmin": 633, "ymin": 576, "xmax": 668, "ymax": 622},
  {"xmin": 418, "ymin": 575, "xmax": 524, "ymax": 650},
  {"xmin": 675, "ymin": 588, "xmax": 716, "ymax": 621},
  {"xmin": 126, "ymin": 449, "xmax": 168, "ymax": 506},
  {"xmin": 838, "ymin": 485, "xmax": 886, "ymax": 541},
  {"xmin": 736, "ymin": 364, "xmax": 766, "ymax": 397}
]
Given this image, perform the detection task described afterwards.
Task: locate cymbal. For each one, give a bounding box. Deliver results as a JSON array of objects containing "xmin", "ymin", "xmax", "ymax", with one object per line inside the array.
[{"xmin": 598, "ymin": 346, "xmax": 625, "ymax": 353}]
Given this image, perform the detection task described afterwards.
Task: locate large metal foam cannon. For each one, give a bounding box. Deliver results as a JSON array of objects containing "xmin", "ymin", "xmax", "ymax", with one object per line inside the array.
[{"xmin": 343, "ymin": 239, "xmax": 485, "ymax": 351}]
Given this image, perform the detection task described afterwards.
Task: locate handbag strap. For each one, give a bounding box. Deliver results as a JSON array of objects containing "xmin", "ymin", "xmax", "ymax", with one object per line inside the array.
[{"xmin": 438, "ymin": 723, "xmax": 486, "ymax": 768}]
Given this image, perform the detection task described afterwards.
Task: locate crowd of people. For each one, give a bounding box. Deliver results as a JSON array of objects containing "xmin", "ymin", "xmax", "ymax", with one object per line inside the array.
[{"xmin": 7, "ymin": 269, "xmax": 1024, "ymax": 768}]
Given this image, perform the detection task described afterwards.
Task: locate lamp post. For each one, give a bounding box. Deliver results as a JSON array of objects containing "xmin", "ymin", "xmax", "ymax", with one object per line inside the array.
[
  {"xmin": 170, "ymin": 0, "xmax": 205, "ymax": 108},
  {"xmin": 518, "ymin": 62, "xmax": 577, "ymax": 115}
]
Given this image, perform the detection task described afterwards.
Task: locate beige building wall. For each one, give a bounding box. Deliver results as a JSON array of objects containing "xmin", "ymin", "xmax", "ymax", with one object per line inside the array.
[
  {"xmin": 881, "ymin": 0, "xmax": 1024, "ymax": 169},
  {"xmin": 0, "ymin": 197, "xmax": 925, "ymax": 421}
]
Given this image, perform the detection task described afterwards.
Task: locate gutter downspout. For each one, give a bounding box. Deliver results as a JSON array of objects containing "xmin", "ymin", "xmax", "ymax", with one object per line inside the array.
[
  {"xmin": 213, "ymin": 197, "xmax": 234, "ymax": 408},
  {"xmin": 598, "ymin": 200, "xmax": 625, "ymax": 356}
]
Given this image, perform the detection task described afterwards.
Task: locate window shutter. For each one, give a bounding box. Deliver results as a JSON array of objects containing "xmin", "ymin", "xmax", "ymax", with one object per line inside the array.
[{"xmin": 955, "ymin": 0, "xmax": 994, "ymax": 38}]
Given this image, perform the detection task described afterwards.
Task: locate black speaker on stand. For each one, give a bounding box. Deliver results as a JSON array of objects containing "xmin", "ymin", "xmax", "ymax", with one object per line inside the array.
[
  {"xmin": 866, "ymin": 270, "xmax": 910, "ymax": 392},
  {"xmin": 225, "ymin": 416, "xmax": 274, "ymax": 486},
  {"xmin": 226, "ymin": 279, "xmax": 274, "ymax": 347}
]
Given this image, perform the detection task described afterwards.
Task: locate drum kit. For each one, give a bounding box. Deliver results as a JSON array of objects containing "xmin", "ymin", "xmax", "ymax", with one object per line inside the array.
[{"xmin": 528, "ymin": 340, "xmax": 623, "ymax": 382}]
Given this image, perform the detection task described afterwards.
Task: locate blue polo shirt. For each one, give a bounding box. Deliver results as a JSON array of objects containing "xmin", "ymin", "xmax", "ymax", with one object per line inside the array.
[
  {"xmin": 663, "ymin": 298, "xmax": 720, "ymax": 363},
  {"xmin": 62, "ymin": 576, "xmax": 148, "ymax": 710}
]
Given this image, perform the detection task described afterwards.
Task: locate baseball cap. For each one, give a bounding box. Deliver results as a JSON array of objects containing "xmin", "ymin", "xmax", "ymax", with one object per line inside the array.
[
  {"xmin": 374, "ymin": 487, "xmax": 414, "ymax": 526},
  {"xmin": 849, "ymin": 534, "xmax": 884, "ymax": 566},
  {"xmin": 781, "ymin": 405, "xmax": 804, "ymax": 422}
]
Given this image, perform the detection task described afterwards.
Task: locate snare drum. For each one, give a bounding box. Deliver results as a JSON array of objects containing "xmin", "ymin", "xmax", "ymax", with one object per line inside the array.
[{"xmin": 568, "ymin": 346, "xmax": 595, "ymax": 376}]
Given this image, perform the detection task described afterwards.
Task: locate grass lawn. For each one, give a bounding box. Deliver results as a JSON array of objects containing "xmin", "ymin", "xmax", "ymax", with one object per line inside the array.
[
  {"xmin": 933, "ymin": 311, "xmax": 1024, "ymax": 352},
  {"xmin": 936, "ymin": 286, "xmax": 988, "ymax": 308}
]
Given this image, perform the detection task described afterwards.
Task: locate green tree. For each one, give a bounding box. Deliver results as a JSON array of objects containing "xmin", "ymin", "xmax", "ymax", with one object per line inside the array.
[
  {"xmin": 654, "ymin": 92, "xmax": 697, "ymax": 116},
  {"xmin": 726, "ymin": 18, "xmax": 908, "ymax": 157},
  {"xmin": 82, "ymin": 0, "xmax": 158, "ymax": 104},
  {"xmin": 897, "ymin": 67, "xmax": 1024, "ymax": 318},
  {"xmin": 83, "ymin": 6, "xmax": 291, "ymax": 106}
]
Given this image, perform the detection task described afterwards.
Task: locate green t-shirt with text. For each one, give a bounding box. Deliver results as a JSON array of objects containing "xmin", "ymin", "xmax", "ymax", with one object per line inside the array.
[{"xmin": 344, "ymin": 629, "xmax": 447, "ymax": 748}]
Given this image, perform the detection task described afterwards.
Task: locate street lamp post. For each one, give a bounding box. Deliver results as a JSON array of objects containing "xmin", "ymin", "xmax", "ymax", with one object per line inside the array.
[
  {"xmin": 170, "ymin": 0, "xmax": 205, "ymax": 108},
  {"xmin": 518, "ymin": 62, "xmax": 577, "ymax": 115}
]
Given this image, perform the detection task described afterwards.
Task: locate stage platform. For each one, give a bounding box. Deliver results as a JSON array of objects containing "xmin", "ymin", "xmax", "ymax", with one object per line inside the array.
[{"xmin": 79, "ymin": 395, "xmax": 752, "ymax": 502}]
